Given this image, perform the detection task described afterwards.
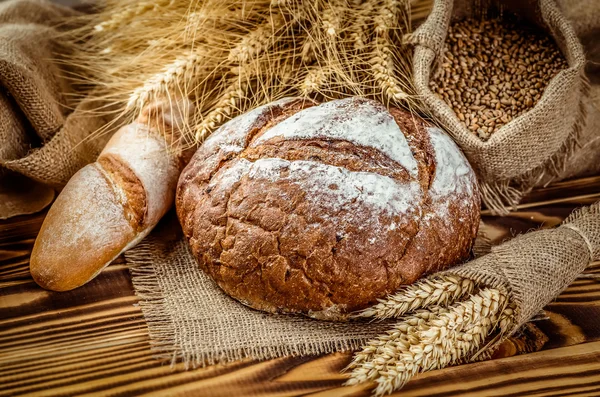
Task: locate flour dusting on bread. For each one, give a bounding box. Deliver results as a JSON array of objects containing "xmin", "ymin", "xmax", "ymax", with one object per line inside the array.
[
  {"xmin": 252, "ymin": 98, "xmax": 418, "ymax": 177},
  {"xmin": 427, "ymin": 127, "xmax": 474, "ymax": 198},
  {"xmin": 101, "ymin": 124, "xmax": 180, "ymax": 226},
  {"xmin": 247, "ymin": 158, "xmax": 421, "ymax": 218},
  {"xmin": 203, "ymin": 97, "xmax": 300, "ymax": 155}
]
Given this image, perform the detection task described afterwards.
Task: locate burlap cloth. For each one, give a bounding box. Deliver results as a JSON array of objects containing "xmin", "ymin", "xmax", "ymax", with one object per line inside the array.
[
  {"xmin": 408, "ymin": 0, "xmax": 590, "ymax": 214},
  {"xmin": 0, "ymin": 0, "xmax": 110, "ymax": 219},
  {"xmin": 444, "ymin": 201, "xmax": 600, "ymax": 337}
]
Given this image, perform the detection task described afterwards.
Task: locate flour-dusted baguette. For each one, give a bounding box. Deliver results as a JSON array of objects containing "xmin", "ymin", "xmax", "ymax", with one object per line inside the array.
[{"xmin": 30, "ymin": 101, "xmax": 192, "ymax": 291}]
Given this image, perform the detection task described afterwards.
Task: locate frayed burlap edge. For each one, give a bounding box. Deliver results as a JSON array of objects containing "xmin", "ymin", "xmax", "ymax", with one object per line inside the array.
[{"xmin": 126, "ymin": 242, "xmax": 182, "ymax": 366}]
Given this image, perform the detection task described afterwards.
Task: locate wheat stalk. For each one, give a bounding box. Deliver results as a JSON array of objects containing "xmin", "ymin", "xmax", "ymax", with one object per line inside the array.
[
  {"xmin": 194, "ymin": 79, "xmax": 249, "ymax": 142},
  {"xmin": 354, "ymin": 275, "xmax": 476, "ymax": 319},
  {"xmin": 369, "ymin": 0, "xmax": 410, "ymax": 103},
  {"xmin": 65, "ymin": 0, "xmax": 418, "ymax": 146},
  {"xmin": 127, "ymin": 51, "xmax": 205, "ymax": 111},
  {"xmin": 347, "ymin": 288, "xmax": 514, "ymax": 396},
  {"xmin": 94, "ymin": 0, "xmax": 173, "ymax": 32}
]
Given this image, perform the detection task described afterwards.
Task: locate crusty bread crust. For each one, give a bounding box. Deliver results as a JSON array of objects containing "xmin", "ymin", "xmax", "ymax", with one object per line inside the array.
[
  {"xmin": 177, "ymin": 97, "xmax": 480, "ymax": 319},
  {"xmin": 30, "ymin": 164, "xmax": 137, "ymax": 291}
]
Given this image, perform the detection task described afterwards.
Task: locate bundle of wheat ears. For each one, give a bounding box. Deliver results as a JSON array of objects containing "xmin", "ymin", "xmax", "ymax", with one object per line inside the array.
[
  {"xmin": 347, "ymin": 275, "xmax": 515, "ymax": 396},
  {"xmin": 65, "ymin": 0, "xmax": 434, "ymax": 146}
]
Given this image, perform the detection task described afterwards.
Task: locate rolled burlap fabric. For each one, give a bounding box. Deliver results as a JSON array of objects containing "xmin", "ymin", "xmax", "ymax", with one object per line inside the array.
[
  {"xmin": 0, "ymin": 0, "xmax": 111, "ymax": 219},
  {"xmin": 408, "ymin": 0, "xmax": 588, "ymax": 214},
  {"xmin": 444, "ymin": 200, "xmax": 600, "ymax": 336}
]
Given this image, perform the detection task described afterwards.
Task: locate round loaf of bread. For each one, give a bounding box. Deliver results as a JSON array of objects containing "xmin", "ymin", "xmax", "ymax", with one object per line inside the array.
[{"xmin": 176, "ymin": 97, "xmax": 480, "ymax": 319}]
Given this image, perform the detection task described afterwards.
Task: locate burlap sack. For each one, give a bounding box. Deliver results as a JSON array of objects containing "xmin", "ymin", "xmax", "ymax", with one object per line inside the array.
[
  {"xmin": 443, "ymin": 200, "xmax": 600, "ymax": 336},
  {"xmin": 409, "ymin": 0, "xmax": 588, "ymax": 213},
  {"xmin": 0, "ymin": 0, "xmax": 111, "ymax": 218},
  {"xmin": 125, "ymin": 213, "xmax": 393, "ymax": 366}
]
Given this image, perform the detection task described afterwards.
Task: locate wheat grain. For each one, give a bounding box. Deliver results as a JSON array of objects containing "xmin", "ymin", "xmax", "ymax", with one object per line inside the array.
[
  {"xmin": 347, "ymin": 288, "xmax": 513, "ymax": 396},
  {"xmin": 127, "ymin": 51, "xmax": 204, "ymax": 111},
  {"xmin": 354, "ymin": 275, "xmax": 476, "ymax": 319}
]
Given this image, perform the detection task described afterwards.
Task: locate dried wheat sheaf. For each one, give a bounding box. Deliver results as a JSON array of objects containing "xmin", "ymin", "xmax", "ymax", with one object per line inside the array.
[
  {"xmin": 348, "ymin": 275, "xmax": 516, "ymax": 396},
  {"xmin": 65, "ymin": 0, "xmax": 433, "ymax": 147}
]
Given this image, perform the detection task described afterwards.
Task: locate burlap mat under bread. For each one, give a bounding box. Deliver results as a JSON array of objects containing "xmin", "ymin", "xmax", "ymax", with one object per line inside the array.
[{"xmin": 125, "ymin": 213, "xmax": 393, "ymax": 366}]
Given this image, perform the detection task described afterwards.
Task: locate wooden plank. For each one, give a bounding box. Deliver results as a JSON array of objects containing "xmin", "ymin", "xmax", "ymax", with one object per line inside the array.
[
  {"xmin": 307, "ymin": 342, "xmax": 600, "ymax": 397},
  {"xmin": 1, "ymin": 176, "xmax": 600, "ymax": 396}
]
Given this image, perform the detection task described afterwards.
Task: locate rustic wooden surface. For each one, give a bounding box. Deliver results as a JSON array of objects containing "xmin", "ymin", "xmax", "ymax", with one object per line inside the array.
[{"xmin": 0, "ymin": 174, "xmax": 599, "ymax": 396}]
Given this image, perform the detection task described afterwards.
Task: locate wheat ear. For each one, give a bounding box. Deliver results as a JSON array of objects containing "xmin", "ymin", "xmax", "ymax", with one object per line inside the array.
[
  {"xmin": 350, "ymin": 0, "xmax": 376, "ymax": 51},
  {"xmin": 370, "ymin": 0, "xmax": 410, "ymax": 102},
  {"xmin": 94, "ymin": 0, "xmax": 172, "ymax": 32},
  {"xmin": 300, "ymin": 66, "xmax": 332, "ymax": 95},
  {"xmin": 347, "ymin": 288, "xmax": 513, "ymax": 396},
  {"xmin": 347, "ymin": 306, "xmax": 446, "ymax": 370},
  {"xmin": 354, "ymin": 275, "xmax": 476, "ymax": 319},
  {"xmin": 127, "ymin": 51, "xmax": 204, "ymax": 111},
  {"xmin": 228, "ymin": 14, "xmax": 286, "ymax": 63},
  {"xmin": 194, "ymin": 80, "xmax": 249, "ymax": 142},
  {"xmin": 321, "ymin": 3, "xmax": 342, "ymax": 37}
]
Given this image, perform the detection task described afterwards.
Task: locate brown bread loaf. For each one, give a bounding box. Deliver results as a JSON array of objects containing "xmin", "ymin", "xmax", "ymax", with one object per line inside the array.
[
  {"xmin": 30, "ymin": 101, "xmax": 191, "ymax": 291},
  {"xmin": 177, "ymin": 97, "xmax": 480, "ymax": 319}
]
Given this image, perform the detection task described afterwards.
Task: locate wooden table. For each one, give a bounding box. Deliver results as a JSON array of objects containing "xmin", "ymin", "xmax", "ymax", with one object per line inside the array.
[{"xmin": 2, "ymin": 175, "xmax": 600, "ymax": 397}]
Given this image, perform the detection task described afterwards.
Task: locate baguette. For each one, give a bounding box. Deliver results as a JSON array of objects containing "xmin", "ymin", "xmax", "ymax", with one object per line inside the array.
[{"xmin": 30, "ymin": 101, "xmax": 192, "ymax": 291}]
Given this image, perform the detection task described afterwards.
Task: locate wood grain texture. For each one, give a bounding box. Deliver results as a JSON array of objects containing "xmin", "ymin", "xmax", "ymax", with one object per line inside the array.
[{"xmin": 1, "ymin": 176, "xmax": 600, "ymax": 396}]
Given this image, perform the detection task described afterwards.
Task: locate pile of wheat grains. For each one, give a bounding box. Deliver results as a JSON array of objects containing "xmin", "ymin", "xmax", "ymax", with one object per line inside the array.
[{"xmin": 429, "ymin": 16, "xmax": 568, "ymax": 140}]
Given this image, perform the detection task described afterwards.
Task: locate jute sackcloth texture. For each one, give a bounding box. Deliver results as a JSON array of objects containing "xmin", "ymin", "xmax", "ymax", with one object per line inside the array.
[
  {"xmin": 0, "ymin": 0, "xmax": 111, "ymax": 218},
  {"xmin": 408, "ymin": 0, "xmax": 589, "ymax": 214},
  {"xmin": 125, "ymin": 214, "xmax": 394, "ymax": 366}
]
